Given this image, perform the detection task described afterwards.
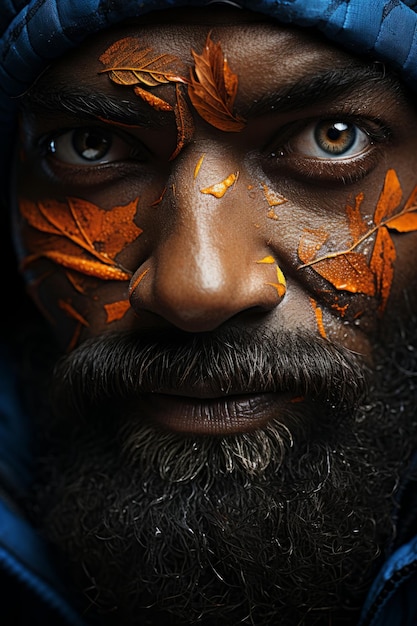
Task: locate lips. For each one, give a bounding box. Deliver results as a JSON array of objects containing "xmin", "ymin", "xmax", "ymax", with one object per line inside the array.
[{"xmin": 139, "ymin": 392, "xmax": 303, "ymax": 435}]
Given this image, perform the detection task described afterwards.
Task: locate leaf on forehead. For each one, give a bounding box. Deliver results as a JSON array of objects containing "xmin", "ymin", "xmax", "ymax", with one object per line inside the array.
[
  {"xmin": 373, "ymin": 168, "xmax": 403, "ymax": 226},
  {"xmin": 297, "ymin": 227, "xmax": 329, "ymax": 264},
  {"xmin": 188, "ymin": 32, "xmax": 246, "ymax": 132},
  {"xmin": 170, "ymin": 84, "xmax": 195, "ymax": 160},
  {"xmin": 370, "ymin": 225, "xmax": 396, "ymax": 312},
  {"xmin": 99, "ymin": 37, "xmax": 188, "ymax": 87},
  {"xmin": 312, "ymin": 253, "xmax": 376, "ymax": 296},
  {"xmin": 133, "ymin": 86, "xmax": 173, "ymax": 111}
]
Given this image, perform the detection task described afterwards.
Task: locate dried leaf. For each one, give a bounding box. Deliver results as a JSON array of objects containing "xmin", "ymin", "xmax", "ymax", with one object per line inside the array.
[
  {"xmin": 23, "ymin": 250, "xmax": 131, "ymax": 281},
  {"xmin": 19, "ymin": 197, "xmax": 142, "ymax": 278},
  {"xmin": 170, "ymin": 84, "xmax": 195, "ymax": 160},
  {"xmin": 373, "ymin": 168, "xmax": 402, "ymax": 226},
  {"xmin": 370, "ymin": 226, "xmax": 396, "ymax": 311},
  {"xmin": 188, "ymin": 32, "xmax": 246, "ymax": 132},
  {"xmin": 312, "ymin": 253, "xmax": 375, "ymax": 296},
  {"xmin": 346, "ymin": 192, "xmax": 368, "ymax": 242},
  {"xmin": 99, "ymin": 37, "xmax": 188, "ymax": 87},
  {"xmin": 298, "ymin": 228, "xmax": 329, "ymax": 265},
  {"xmin": 133, "ymin": 86, "xmax": 173, "ymax": 111}
]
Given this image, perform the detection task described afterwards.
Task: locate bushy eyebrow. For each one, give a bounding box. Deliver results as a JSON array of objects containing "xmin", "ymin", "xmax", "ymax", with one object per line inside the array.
[
  {"xmin": 244, "ymin": 64, "xmax": 403, "ymax": 117},
  {"xmin": 17, "ymin": 87, "xmax": 172, "ymax": 128}
]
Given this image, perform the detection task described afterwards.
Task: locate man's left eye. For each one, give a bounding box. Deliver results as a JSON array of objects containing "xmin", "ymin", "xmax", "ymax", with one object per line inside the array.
[{"xmin": 291, "ymin": 120, "xmax": 370, "ymax": 159}]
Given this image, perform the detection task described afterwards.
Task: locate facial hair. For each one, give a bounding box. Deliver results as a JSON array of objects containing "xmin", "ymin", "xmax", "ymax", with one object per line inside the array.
[{"xmin": 20, "ymin": 324, "xmax": 417, "ymax": 626}]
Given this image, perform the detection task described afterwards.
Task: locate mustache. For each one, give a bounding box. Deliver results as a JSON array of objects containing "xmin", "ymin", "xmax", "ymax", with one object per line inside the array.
[{"xmin": 50, "ymin": 327, "xmax": 368, "ymax": 420}]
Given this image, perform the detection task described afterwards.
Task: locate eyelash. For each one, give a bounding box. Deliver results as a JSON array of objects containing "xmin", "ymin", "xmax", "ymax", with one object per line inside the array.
[{"xmin": 265, "ymin": 116, "xmax": 391, "ymax": 184}]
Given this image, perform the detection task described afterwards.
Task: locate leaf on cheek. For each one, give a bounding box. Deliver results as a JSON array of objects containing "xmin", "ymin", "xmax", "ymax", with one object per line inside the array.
[
  {"xmin": 370, "ymin": 226, "xmax": 396, "ymax": 312},
  {"xmin": 298, "ymin": 228, "xmax": 329, "ymax": 265},
  {"xmin": 373, "ymin": 168, "xmax": 403, "ymax": 225},
  {"xmin": 188, "ymin": 32, "xmax": 246, "ymax": 132},
  {"xmin": 312, "ymin": 253, "xmax": 376, "ymax": 296}
]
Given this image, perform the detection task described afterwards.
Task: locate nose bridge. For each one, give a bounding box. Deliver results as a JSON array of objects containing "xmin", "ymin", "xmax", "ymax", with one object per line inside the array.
[{"xmin": 129, "ymin": 144, "xmax": 283, "ymax": 331}]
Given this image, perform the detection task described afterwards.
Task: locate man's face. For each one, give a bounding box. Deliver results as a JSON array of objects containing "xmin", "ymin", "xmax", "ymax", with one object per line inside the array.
[{"xmin": 12, "ymin": 7, "xmax": 417, "ymax": 626}]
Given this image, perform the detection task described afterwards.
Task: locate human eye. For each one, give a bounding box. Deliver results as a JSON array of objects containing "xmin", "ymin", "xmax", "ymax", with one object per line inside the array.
[
  {"xmin": 291, "ymin": 120, "xmax": 369, "ymax": 159},
  {"xmin": 265, "ymin": 117, "xmax": 390, "ymax": 184},
  {"xmin": 45, "ymin": 126, "xmax": 146, "ymax": 166}
]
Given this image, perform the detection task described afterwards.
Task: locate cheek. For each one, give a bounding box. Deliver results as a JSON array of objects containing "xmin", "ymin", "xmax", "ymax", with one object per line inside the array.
[{"xmin": 13, "ymin": 194, "xmax": 144, "ymax": 350}]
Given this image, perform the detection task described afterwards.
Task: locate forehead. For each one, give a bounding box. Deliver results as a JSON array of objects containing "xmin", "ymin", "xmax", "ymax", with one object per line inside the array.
[{"xmin": 39, "ymin": 7, "xmax": 376, "ymax": 96}]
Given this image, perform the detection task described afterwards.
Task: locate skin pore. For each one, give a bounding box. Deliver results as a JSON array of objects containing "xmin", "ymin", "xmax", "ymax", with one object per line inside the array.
[{"xmin": 11, "ymin": 6, "xmax": 417, "ymax": 626}]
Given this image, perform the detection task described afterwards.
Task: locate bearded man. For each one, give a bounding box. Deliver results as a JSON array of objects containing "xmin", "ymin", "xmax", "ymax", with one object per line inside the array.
[{"xmin": 1, "ymin": 1, "xmax": 417, "ymax": 625}]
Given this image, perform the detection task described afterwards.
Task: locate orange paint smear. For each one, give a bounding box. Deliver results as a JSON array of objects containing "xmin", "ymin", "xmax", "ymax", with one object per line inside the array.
[
  {"xmin": 262, "ymin": 183, "xmax": 287, "ymax": 207},
  {"xmin": 266, "ymin": 265, "xmax": 286, "ymax": 298},
  {"xmin": 256, "ymin": 255, "xmax": 275, "ymax": 264},
  {"xmin": 129, "ymin": 267, "xmax": 150, "ymax": 296},
  {"xmin": 194, "ymin": 154, "xmax": 205, "ymax": 179},
  {"xmin": 105, "ymin": 299, "xmax": 131, "ymax": 323},
  {"xmin": 201, "ymin": 172, "xmax": 238, "ymax": 198},
  {"xmin": 310, "ymin": 298, "xmax": 327, "ymax": 339}
]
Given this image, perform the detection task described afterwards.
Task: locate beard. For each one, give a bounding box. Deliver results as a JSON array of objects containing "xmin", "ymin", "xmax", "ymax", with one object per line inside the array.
[{"xmin": 19, "ymin": 322, "xmax": 417, "ymax": 626}]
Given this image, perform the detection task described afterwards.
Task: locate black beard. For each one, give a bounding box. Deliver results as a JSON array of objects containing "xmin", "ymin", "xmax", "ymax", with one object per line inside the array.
[{"xmin": 19, "ymin": 325, "xmax": 417, "ymax": 626}]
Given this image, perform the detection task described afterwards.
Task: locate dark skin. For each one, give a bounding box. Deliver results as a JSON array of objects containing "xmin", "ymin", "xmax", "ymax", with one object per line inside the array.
[
  {"xmin": 14, "ymin": 10, "xmax": 417, "ymax": 434},
  {"xmin": 9, "ymin": 8, "xmax": 417, "ymax": 625}
]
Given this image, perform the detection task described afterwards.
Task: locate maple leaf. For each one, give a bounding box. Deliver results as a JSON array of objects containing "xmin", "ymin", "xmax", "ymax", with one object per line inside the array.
[
  {"xmin": 19, "ymin": 197, "xmax": 142, "ymax": 280},
  {"xmin": 188, "ymin": 32, "xmax": 246, "ymax": 132},
  {"xmin": 99, "ymin": 37, "xmax": 188, "ymax": 87}
]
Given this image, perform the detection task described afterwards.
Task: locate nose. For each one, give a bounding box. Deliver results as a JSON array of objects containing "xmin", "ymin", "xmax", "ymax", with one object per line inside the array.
[{"xmin": 129, "ymin": 154, "xmax": 284, "ymax": 332}]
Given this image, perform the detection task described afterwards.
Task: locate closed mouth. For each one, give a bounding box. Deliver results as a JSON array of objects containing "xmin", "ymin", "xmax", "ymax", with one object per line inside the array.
[{"xmin": 138, "ymin": 392, "xmax": 305, "ymax": 435}]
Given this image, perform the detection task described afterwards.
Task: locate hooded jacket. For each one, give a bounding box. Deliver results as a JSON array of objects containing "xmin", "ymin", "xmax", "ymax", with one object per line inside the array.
[{"xmin": 1, "ymin": 1, "xmax": 417, "ymax": 624}]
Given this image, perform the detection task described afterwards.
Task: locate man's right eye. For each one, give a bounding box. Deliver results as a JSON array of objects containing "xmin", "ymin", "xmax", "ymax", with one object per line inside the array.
[{"xmin": 47, "ymin": 127, "xmax": 142, "ymax": 165}]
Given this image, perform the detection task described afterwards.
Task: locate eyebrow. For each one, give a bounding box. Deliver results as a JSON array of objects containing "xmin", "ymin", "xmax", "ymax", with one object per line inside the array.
[
  {"xmin": 17, "ymin": 87, "xmax": 172, "ymax": 128},
  {"xmin": 244, "ymin": 64, "xmax": 403, "ymax": 118}
]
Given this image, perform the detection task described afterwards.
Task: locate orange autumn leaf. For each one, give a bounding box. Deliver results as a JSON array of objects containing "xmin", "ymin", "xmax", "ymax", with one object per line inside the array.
[
  {"xmin": 170, "ymin": 84, "xmax": 195, "ymax": 160},
  {"xmin": 99, "ymin": 37, "xmax": 188, "ymax": 87},
  {"xmin": 370, "ymin": 226, "xmax": 396, "ymax": 312},
  {"xmin": 20, "ymin": 197, "xmax": 142, "ymax": 279},
  {"xmin": 188, "ymin": 32, "xmax": 246, "ymax": 132},
  {"xmin": 373, "ymin": 168, "xmax": 402, "ymax": 225},
  {"xmin": 311, "ymin": 253, "xmax": 376, "ymax": 296},
  {"xmin": 133, "ymin": 86, "xmax": 173, "ymax": 111},
  {"xmin": 346, "ymin": 192, "xmax": 368, "ymax": 243},
  {"xmin": 23, "ymin": 251, "xmax": 132, "ymax": 281},
  {"xmin": 298, "ymin": 227, "xmax": 329, "ymax": 265}
]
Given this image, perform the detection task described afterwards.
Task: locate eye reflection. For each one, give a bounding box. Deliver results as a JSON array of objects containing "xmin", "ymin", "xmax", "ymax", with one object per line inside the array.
[
  {"xmin": 292, "ymin": 120, "xmax": 370, "ymax": 159},
  {"xmin": 48, "ymin": 127, "xmax": 133, "ymax": 165}
]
